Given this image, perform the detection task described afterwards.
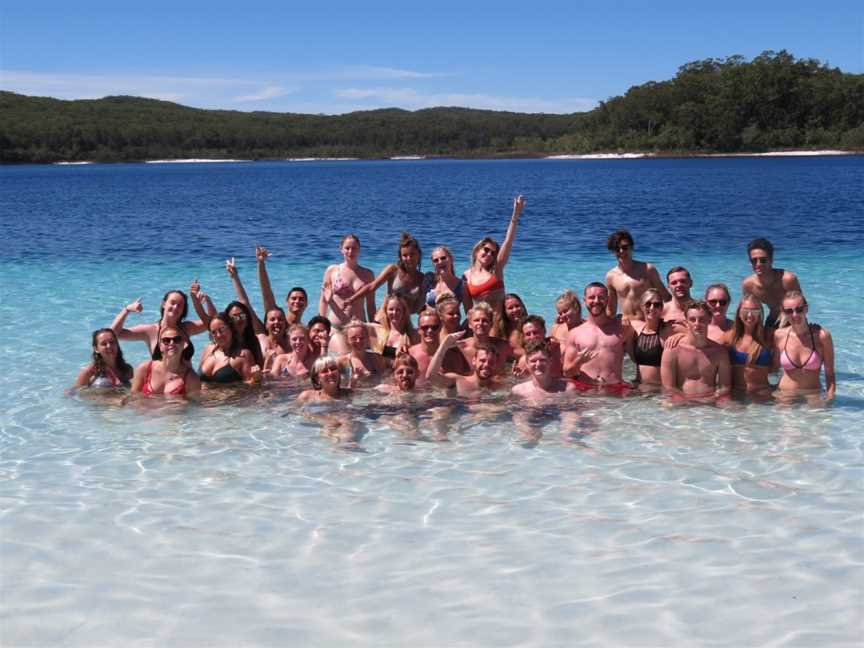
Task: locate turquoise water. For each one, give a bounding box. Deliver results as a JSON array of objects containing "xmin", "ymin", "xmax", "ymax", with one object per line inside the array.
[{"xmin": 1, "ymin": 158, "xmax": 863, "ymax": 646}]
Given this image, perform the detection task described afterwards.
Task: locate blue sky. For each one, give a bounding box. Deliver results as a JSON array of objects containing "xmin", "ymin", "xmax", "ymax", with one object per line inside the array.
[{"xmin": 2, "ymin": 0, "xmax": 861, "ymax": 114}]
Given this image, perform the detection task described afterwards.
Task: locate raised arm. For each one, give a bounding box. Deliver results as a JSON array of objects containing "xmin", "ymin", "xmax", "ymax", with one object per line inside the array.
[
  {"xmin": 347, "ymin": 264, "xmax": 396, "ymax": 306},
  {"xmin": 189, "ymin": 280, "xmax": 213, "ymax": 328},
  {"xmin": 495, "ymin": 195, "xmax": 525, "ymax": 270},
  {"xmin": 256, "ymin": 245, "xmax": 278, "ymax": 314},
  {"xmin": 226, "ymin": 257, "xmax": 265, "ymax": 334},
  {"xmin": 426, "ymin": 331, "xmax": 464, "ymax": 386},
  {"xmin": 110, "ymin": 298, "xmax": 152, "ymax": 342}
]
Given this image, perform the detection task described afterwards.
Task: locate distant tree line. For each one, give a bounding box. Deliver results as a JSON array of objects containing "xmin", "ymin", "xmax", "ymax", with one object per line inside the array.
[{"xmin": 1, "ymin": 50, "xmax": 862, "ymax": 163}]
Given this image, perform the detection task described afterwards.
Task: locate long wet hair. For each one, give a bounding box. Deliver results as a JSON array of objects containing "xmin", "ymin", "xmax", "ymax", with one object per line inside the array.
[
  {"xmin": 209, "ymin": 312, "xmax": 242, "ymax": 357},
  {"xmin": 152, "ymin": 290, "xmax": 190, "ymax": 360},
  {"xmin": 91, "ymin": 328, "xmax": 133, "ymax": 381},
  {"xmin": 396, "ymin": 232, "xmax": 422, "ymax": 273},
  {"xmin": 731, "ymin": 294, "xmax": 771, "ymax": 365},
  {"xmin": 226, "ymin": 300, "xmax": 264, "ymax": 367}
]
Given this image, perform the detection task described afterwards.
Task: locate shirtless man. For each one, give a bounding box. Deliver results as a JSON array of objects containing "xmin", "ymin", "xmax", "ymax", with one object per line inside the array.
[
  {"xmin": 661, "ymin": 300, "xmax": 731, "ymax": 404},
  {"xmin": 604, "ymin": 230, "xmax": 670, "ymax": 320},
  {"xmin": 741, "ymin": 238, "xmax": 801, "ymax": 328},
  {"xmin": 458, "ymin": 302, "xmax": 512, "ymax": 374},
  {"xmin": 427, "ymin": 333, "xmax": 501, "ymax": 396},
  {"xmin": 409, "ymin": 309, "xmax": 467, "ymax": 385},
  {"xmin": 375, "ymin": 353, "xmax": 419, "ymax": 395},
  {"xmin": 663, "ymin": 266, "xmax": 694, "ymax": 326},
  {"xmin": 512, "ymin": 340, "xmax": 577, "ymax": 401},
  {"xmin": 563, "ymin": 282, "xmax": 634, "ymax": 394},
  {"xmin": 516, "ymin": 315, "xmax": 563, "ymax": 377}
]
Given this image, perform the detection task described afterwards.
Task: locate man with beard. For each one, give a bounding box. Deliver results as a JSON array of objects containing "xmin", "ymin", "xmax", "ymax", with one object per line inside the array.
[
  {"xmin": 740, "ymin": 238, "xmax": 801, "ymax": 328},
  {"xmin": 563, "ymin": 282, "xmax": 633, "ymax": 395},
  {"xmin": 514, "ymin": 315, "xmax": 563, "ymax": 377},
  {"xmin": 661, "ymin": 300, "xmax": 731, "ymax": 404},
  {"xmin": 427, "ymin": 332, "xmax": 502, "ymax": 396},
  {"xmin": 604, "ymin": 229, "xmax": 669, "ymax": 320},
  {"xmin": 375, "ymin": 353, "xmax": 420, "ymax": 395},
  {"xmin": 662, "ymin": 266, "xmax": 695, "ymax": 326}
]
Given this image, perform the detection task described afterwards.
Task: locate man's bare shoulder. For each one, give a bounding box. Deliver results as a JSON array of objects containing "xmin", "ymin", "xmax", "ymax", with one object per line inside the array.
[{"xmin": 781, "ymin": 269, "xmax": 799, "ymax": 289}]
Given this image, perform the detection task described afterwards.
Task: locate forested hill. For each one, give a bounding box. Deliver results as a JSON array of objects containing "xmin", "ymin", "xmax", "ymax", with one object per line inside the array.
[{"xmin": 2, "ymin": 50, "xmax": 862, "ymax": 163}]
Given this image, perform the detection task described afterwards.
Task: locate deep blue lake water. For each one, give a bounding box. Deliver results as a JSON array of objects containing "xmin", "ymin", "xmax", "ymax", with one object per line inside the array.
[{"xmin": 1, "ymin": 157, "xmax": 862, "ymax": 647}]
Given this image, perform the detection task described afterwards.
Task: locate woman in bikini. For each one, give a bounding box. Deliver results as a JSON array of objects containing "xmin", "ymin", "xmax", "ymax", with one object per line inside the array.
[
  {"xmin": 339, "ymin": 319, "xmax": 387, "ymax": 387},
  {"xmin": 369, "ymin": 295, "xmax": 420, "ymax": 357},
  {"xmin": 112, "ymin": 287, "xmax": 208, "ymax": 360},
  {"xmin": 427, "ymin": 246, "xmax": 470, "ymax": 314},
  {"xmin": 319, "ymin": 234, "xmax": 376, "ymax": 327},
  {"xmin": 345, "ymin": 232, "xmax": 431, "ymax": 317},
  {"xmin": 626, "ymin": 289, "xmax": 674, "ymax": 392},
  {"xmin": 131, "ymin": 327, "xmax": 201, "ymax": 396},
  {"xmin": 725, "ymin": 294, "xmax": 774, "ymax": 399},
  {"xmin": 705, "ymin": 283, "xmax": 734, "ymax": 343},
  {"xmin": 199, "ymin": 313, "xmax": 261, "ymax": 386},
  {"xmin": 71, "ymin": 328, "xmax": 134, "ymax": 391},
  {"xmin": 462, "ymin": 194, "xmax": 525, "ymax": 316},
  {"xmin": 550, "ymin": 289, "xmax": 582, "ymax": 347},
  {"xmin": 270, "ymin": 324, "xmax": 314, "ymax": 380},
  {"xmin": 773, "ymin": 291, "xmax": 836, "ymax": 404}
]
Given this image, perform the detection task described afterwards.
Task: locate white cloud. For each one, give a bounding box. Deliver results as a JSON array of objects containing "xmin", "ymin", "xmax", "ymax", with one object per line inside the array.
[
  {"xmin": 333, "ymin": 86, "xmax": 597, "ymax": 114},
  {"xmin": 232, "ymin": 85, "xmax": 295, "ymax": 102}
]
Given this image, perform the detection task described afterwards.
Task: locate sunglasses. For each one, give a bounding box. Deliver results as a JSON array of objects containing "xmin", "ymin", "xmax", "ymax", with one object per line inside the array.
[
  {"xmin": 740, "ymin": 308, "xmax": 762, "ymax": 316},
  {"xmin": 644, "ymin": 301, "xmax": 663, "ymax": 309},
  {"xmin": 708, "ymin": 299, "xmax": 729, "ymax": 306},
  {"xmin": 160, "ymin": 335, "xmax": 183, "ymax": 345},
  {"xmin": 432, "ymin": 256, "xmax": 449, "ymax": 264},
  {"xmin": 750, "ymin": 256, "xmax": 770, "ymax": 265},
  {"xmin": 783, "ymin": 305, "xmax": 806, "ymax": 315},
  {"xmin": 481, "ymin": 246, "xmax": 497, "ymax": 255},
  {"xmin": 231, "ymin": 312, "xmax": 247, "ymax": 320},
  {"xmin": 616, "ymin": 244, "xmax": 631, "ymax": 252},
  {"xmin": 420, "ymin": 324, "xmax": 441, "ymax": 332}
]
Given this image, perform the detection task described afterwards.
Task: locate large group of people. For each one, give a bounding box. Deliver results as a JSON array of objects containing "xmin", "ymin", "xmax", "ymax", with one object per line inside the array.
[{"xmin": 72, "ymin": 196, "xmax": 837, "ymax": 415}]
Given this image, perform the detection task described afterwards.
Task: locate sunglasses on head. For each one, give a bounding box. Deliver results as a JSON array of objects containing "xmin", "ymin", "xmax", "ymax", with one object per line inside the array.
[
  {"xmin": 161, "ymin": 335, "xmax": 183, "ymax": 345},
  {"xmin": 783, "ymin": 305, "xmax": 806, "ymax": 315}
]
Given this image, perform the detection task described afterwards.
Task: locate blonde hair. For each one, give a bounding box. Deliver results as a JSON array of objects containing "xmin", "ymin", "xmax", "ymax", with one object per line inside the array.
[
  {"xmin": 732, "ymin": 294, "xmax": 770, "ymax": 365},
  {"xmin": 310, "ymin": 355, "xmax": 340, "ymax": 389},
  {"xmin": 777, "ymin": 290, "xmax": 808, "ymax": 328},
  {"xmin": 471, "ymin": 237, "xmax": 499, "ymax": 267}
]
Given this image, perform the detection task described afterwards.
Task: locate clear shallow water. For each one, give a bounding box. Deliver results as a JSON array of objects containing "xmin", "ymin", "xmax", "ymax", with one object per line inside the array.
[{"xmin": 1, "ymin": 158, "xmax": 863, "ymax": 646}]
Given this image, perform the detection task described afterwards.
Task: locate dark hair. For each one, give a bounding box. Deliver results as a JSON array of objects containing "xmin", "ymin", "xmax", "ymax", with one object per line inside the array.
[
  {"xmin": 522, "ymin": 314, "xmax": 547, "ymax": 332},
  {"xmin": 523, "ymin": 339, "xmax": 550, "ymax": 356},
  {"xmin": 225, "ymin": 301, "xmax": 264, "ymax": 367},
  {"xmin": 607, "ymin": 229, "xmax": 634, "ymax": 252},
  {"xmin": 501, "ymin": 293, "xmax": 527, "ymax": 336},
  {"xmin": 684, "ymin": 300, "xmax": 712, "ymax": 319},
  {"xmin": 341, "ymin": 233, "xmax": 361, "ymax": 247},
  {"xmin": 747, "ymin": 238, "xmax": 774, "ymax": 258},
  {"xmin": 91, "ymin": 328, "xmax": 133, "ymax": 381},
  {"xmin": 159, "ymin": 290, "xmax": 189, "ymax": 322},
  {"xmin": 393, "ymin": 353, "xmax": 419, "ymax": 370},
  {"xmin": 584, "ymin": 281, "xmax": 607, "ymax": 295},
  {"xmin": 704, "ymin": 283, "xmax": 731, "ymax": 301},
  {"xmin": 286, "ymin": 287, "xmax": 308, "ymax": 301},
  {"xmin": 209, "ymin": 312, "xmax": 242, "ymax": 357},
  {"xmin": 307, "ymin": 315, "xmax": 332, "ymax": 333},
  {"xmin": 666, "ymin": 266, "xmax": 692, "ymax": 283},
  {"xmin": 396, "ymin": 232, "xmax": 422, "ymax": 273},
  {"xmin": 474, "ymin": 341, "xmax": 499, "ymax": 357}
]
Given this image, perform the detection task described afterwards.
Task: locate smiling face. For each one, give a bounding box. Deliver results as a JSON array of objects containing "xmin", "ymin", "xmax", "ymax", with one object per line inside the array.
[
  {"xmin": 526, "ymin": 349, "xmax": 550, "ymax": 378},
  {"xmin": 418, "ymin": 314, "xmax": 441, "ymax": 344},
  {"xmin": 386, "ymin": 299, "xmax": 407, "ymax": 329},
  {"xmin": 439, "ymin": 302, "xmax": 461, "ymax": 331},
  {"xmin": 94, "ymin": 331, "xmax": 118, "ymax": 360},
  {"xmin": 227, "ymin": 305, "xmax": 248, "ymax": 334},
  {"xmin": 316, "ymin": 362, "xmax": 340, "ymax": 390},
  {"xmin": 209, "ymin": 318, "xmax": 233, "ymax": 350},
  {"xmin": 473, "ymin": 348, "xmax": 496, "ymax": 379},
  {"xmin": 309, "ymin": 322, "xmax": 330, "ymax": 349},
  {"xmin": 474, "ymin": 239, "xmax": 499, "ymax": 269},
  {"xmin": 286, "ymin": 290, "xmax": 308, "ymax": 316},
  {"xmin": 668, "ymin": 271, "xmax": 692, "ymax": 300},
  {"xmin": 346, "ymin": 324, "xmax": 368, "ymax": 351},
  {"xmin": 504, "ymin": 297, "xmax": 526, "ymax": 324},
  {"xmin": 556, "ymin": 302, "xmax": 581, "ymax": 328},
  {"xmin": 613, "ymin": 238, "xmax": 633, "ymax": 262},
  {"xmin": 431, "ymin": 247, "xmax": 453, "ymax": 275},
  {"xmin": 705, "ymin": 287, "xmax": 730, "ymax": 317},
  {"xmin": 584, "ymin": 286, "xmax": 608, "ymax": 317},
  {"xmin": 749, "ymin": 248, "xmax": 772, "ymax": 276},
  {"xmin": 289, "ymin": 327, "xmax": 308, "ymax": 354},
  {"xmin": 400, "ymin": 244, "xmax": 420, "ymax": 270},
  {"xmin": 159, "ymin": 327, "xmax": 184, "ymax": 357},
  {"xmin": 162, "ymin": 291, "xmax": 186, "ymax": 323},
  {"xmin": 522, "ymin": 322, "xmax": 545, "ymax": 344},
  {"xmin": 266, "ymin": 309, "xmax": 287, "ymax": 337},
  {"xmin": 782, "ymin": 294, "xmax": 808, "ymax": 326},
  {"xmin": 738, "ymin": 297, "xmax": 763, "ymax": 330},
  {"xmin": 469, "ymin": 309, "xmax": 493, "ymax": 338}
]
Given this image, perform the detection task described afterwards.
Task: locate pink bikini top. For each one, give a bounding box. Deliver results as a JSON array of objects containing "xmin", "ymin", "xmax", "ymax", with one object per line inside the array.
[{"xmin": 780, "ymin": 327, "xmax": 822, "ymax": 372}]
